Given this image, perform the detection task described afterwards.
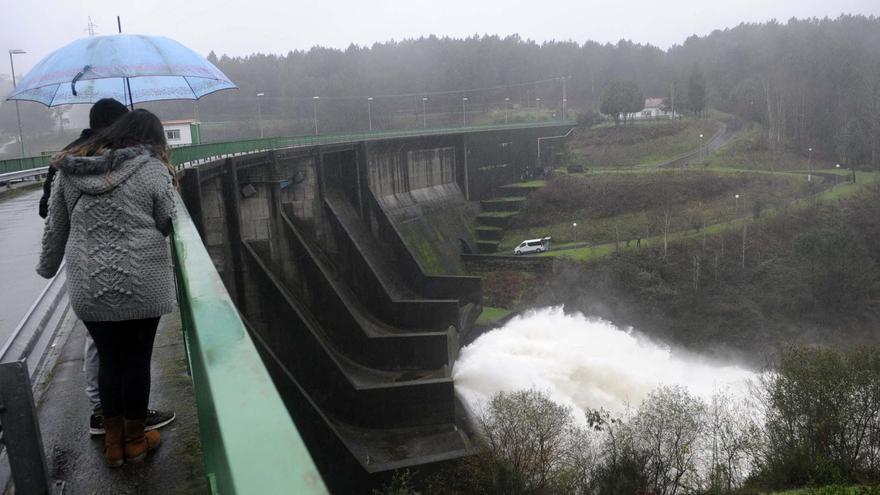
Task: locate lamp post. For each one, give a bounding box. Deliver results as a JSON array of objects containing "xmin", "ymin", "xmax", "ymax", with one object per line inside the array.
[
  {"xmin": 536, "ymin": 97, "xmax": 541, "ymax": 113},
  {"xmin": 462, "ymin": 97, "xmax": 468, "ymax": 127},
  {"xmin": 505, "ymin": 97, "xmax": 510, "ymax": 124},
  {"xmin": 8, "ymin": 49, "xmax": 26, "ymax": 158},
  {"xmin": 422, "ymin": 97, "xmax": 427, "ymax": 128},
  {"xmin": 699, "ymin": 133, "xmax": 704, "ymax": 160},
  {"xmin": 561, "ymin": 75, "xmax": 567, "ymax": 120},
  {"xmin": 838, "ymin": 162, "xmax": 856, "ymax": 183},
  {"xmin": 734, "ymin": 193, "xmax": 740, "ymax": 217},
  {"xmin": 256, "ymin": 93, "xmax": 265, "ymax": 138},
  {"xmin": 807, "ymin": 147, "xmax": 813, "ymax": 182},
  {"xmin": 312, "ymin": 96, "xmax": 320, "ymax": 136},
  {"xmin": 367, "ymin": 97, "xmax": 373, "ymax": 132},
  {"xmin": 571, "ymin": 222, "xmax": 577, "ymax": 244}
]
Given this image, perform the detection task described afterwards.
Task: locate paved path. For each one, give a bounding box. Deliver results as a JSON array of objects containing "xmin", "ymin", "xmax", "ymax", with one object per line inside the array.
[
  {"xmin": 0, "ymin": 186, "xmax": 48, "ymax": 344},
  {"xmin": 33, "ymin": 311, "xmax": 208, "ymax": 494},
  {"xmin": 656, "ymin": 121, "xmax": 738, "ymax": 169}
]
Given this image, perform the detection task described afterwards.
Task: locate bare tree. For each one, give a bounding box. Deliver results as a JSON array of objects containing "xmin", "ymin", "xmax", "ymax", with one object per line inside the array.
[
  {"xmin": 633, "ymin": 386, "xmax": 707, "ymax": 495},
  {"xmin": 476, "ymin": 389, "xmax": 591, "ymax": 494}
]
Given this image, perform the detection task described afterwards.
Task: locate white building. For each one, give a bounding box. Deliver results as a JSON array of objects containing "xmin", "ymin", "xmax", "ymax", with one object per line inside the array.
[
  {"xmin": 161, "ymin": 119, "xmax": 201, "ymax": 147},
  {"xmin": 631, "ymin": 97, "xmax": 671, "ymax": 120}
]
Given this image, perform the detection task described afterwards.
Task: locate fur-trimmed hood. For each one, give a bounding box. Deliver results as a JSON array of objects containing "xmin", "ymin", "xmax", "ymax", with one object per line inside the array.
[{"xmin": 56, "ymin": 146, "xmax": 163, "ymax": 195}]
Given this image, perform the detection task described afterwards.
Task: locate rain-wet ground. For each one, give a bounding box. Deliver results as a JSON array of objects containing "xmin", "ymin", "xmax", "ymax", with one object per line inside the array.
[
  {"xmin": 0, "ymin": 185, "xmax": 48, "ymax": 344},
  {"xmin": 32, "ymin": 311, "xmax": 207, "ymax": 493}
]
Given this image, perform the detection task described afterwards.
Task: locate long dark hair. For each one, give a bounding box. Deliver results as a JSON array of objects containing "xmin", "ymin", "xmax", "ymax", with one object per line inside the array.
[{"xmin": 55, "ymin": 109, "xmax": 172, "ymax": 171}]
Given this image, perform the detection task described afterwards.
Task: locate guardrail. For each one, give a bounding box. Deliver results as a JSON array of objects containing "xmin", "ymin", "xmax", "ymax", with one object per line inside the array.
[
  {"xmin": 0, "ymin": 261, "xmax": 68, "ymax": 373},
  {"xmin": 0, "ymin": 166, "xmax": 48, "ymax": 183},
  {"xmin": 170, "ymin": 195, "xmax": 328, "ymax": 494},
  {"xmin": 1, "ymin": 120, "xmax": 576, "ymax": 174}
]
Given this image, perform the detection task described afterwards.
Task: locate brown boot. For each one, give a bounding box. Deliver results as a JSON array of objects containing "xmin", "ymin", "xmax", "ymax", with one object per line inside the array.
[
  {"xmin": 104, "ymin": 416, "xmax": 125, "ymax": 468},
  {"xmin": 124, "ymin": 417, "xmax": 161, "ymax": 463}
]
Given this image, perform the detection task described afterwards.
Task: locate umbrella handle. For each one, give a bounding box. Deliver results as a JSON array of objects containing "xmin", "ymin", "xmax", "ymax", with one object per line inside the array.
[{"xmin": 70, "ymin": 65, "xmax": 91, "ymax": 96}]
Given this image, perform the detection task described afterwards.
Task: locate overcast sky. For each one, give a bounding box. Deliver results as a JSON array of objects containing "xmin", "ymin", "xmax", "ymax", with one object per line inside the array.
[{"xmin": 2, "ymin": 0, "xmax": 879, "ymax": 76}]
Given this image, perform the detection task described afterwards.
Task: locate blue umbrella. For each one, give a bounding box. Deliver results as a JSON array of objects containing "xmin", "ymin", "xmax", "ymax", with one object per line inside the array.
[{"xmin": 6, "ymin": 34, "xmax": 237, "ymax": 107}]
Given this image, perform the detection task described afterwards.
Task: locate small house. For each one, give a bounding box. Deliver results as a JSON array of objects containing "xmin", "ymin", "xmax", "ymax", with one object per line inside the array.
[
  {"xmin": 632, "ymin": 98, "xmax": 671, "ymax": 120},
  {"xmin": 161, "ymin": 119, "xmax": 202, "ymax": 147}
]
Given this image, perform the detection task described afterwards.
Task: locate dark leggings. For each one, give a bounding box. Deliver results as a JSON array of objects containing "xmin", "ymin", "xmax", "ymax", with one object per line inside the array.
[{"xmin": 83, "ymin": 317, "xmax": 160, "ymax": 420}]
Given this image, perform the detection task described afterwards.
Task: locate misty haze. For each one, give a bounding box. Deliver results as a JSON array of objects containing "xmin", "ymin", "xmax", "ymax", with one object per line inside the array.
[{"xmin": 1, "ymin": 2, "xmax": 880, "ymax": 495}]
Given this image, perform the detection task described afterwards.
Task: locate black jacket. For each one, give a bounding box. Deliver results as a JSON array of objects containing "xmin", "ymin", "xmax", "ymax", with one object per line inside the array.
[{"xmin": 38, "ymin": 129, "xmax": 93, "ymax": 218}]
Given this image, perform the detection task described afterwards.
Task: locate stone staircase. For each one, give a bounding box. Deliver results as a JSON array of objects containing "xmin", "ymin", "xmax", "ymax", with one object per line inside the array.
[{"xmin": 474, "ymin": 183, "xmax": 544, "ymax": 253}]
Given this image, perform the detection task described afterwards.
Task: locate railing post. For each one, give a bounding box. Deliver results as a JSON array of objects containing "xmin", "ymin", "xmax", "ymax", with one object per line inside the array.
[
  {"xmin": 179, "ymin": 168, "xmax": 205, "ymax": 239},
  {"xmin": 0, "ymin": 361, "xmax": 53, "ymax": 495},
  {"xmin": 221, "ymin": 158, "xmax": 247, "ymax": 312}
]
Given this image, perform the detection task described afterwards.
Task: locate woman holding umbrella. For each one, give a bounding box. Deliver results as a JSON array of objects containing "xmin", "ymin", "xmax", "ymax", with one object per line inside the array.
[{"xmin": 36, "ymin": 109, "xmax": 176, "ymax": 467}]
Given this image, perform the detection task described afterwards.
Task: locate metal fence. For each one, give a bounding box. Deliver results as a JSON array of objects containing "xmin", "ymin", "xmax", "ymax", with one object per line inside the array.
[
  {"xmin": 0, "ymin": 120, "xmax": 576, "ymax": 174},
  {"xmin": 170, "ymin": 195, "xmax": 328, "ymax": 494}
]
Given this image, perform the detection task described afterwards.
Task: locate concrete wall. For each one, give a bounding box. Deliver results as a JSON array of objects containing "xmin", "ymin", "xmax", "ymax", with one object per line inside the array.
[{"xmin": 179, "ymin": 123, "xmax": 573, "ymax": 482}]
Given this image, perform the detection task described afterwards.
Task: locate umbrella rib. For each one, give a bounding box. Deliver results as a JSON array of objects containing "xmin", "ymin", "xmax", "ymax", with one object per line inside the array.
[
  {"xmin": 49, "ymin": 83, "xmax": 64, "ymax": 107},
  {"xmin": 183, "ymin": 76, "xmax": 198, "ymax": 99},
  {"xmin": 189, "ymin": 84, "xmax": 238, "ymax": 102}
]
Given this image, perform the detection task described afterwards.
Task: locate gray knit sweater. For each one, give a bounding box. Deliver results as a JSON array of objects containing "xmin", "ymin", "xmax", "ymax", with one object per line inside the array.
[{"xmin": 36, "ymin": 146, "xmax": 177, "ymax": 322}]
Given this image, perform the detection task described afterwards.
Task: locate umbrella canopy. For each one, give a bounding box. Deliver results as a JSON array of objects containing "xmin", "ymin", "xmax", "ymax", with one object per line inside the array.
[{"xmin": 6, "ymin": 34, "xmax": 237, "ymax": 107}]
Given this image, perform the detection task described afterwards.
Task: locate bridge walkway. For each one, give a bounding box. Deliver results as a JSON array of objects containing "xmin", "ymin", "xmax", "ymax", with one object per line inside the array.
[{"xmin": 30, "ymin": 310, "xmax": 208, "ymax": 494}]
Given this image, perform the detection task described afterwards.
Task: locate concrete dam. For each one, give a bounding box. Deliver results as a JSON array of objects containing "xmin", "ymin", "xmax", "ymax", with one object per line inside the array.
[{"xmin": 175, "ymin": 124, "xmax": 571, "ymax": 490}]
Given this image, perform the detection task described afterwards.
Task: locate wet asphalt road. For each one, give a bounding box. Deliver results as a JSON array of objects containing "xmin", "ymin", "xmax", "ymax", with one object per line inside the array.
[{"xmin": 0, "ymin": 186, "xmax": 47, "ymax": 345}]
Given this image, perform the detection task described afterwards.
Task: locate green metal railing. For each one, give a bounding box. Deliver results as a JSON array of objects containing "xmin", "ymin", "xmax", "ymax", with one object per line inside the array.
[
  {"xmin": 171, "ymin": 195, "xmax": 328, "ymax": 494},
  {"xmin": 0, "ymin": 120, "xmax": 576, "ymax": 174}
]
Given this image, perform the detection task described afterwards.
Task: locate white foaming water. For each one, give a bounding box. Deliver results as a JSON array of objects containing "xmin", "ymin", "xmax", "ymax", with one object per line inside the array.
[{"xmin": 453, "ymin": 307, "xmax": 756, "ymax": 418}]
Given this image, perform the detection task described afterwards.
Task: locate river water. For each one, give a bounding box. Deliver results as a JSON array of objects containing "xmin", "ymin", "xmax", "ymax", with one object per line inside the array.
[
  {"xmin": 0, "ymin": 187, "xmax": 48, "ymax": 344},
  {"xmin": 453, "ymin": 306, "xmax": 755, "ymax": 419}
]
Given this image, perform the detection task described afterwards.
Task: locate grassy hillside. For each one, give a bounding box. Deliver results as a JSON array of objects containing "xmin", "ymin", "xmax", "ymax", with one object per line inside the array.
[
  {"xmin": 472, "ymin": 121, "xmax": 880, "ymax": 359},
  {"xmin": 499, "ymin": 170, "xmax": 814, "ymax": 251},
  {"xmin": 481, "ymin": 183, "xmax": 880, "ymax": 359},
  {"xmin": 705, "ymin": 124, "xmax": 826, "ymax": 171},
  {"xmin": 567, "ymin": 118, "xmax": 721, "ymax": 168}
]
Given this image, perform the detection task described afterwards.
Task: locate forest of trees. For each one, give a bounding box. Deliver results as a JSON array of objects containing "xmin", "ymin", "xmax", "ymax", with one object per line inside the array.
[
  {"xmin": 182, "ymin": 15, "xmax": 880, "ymax": 166},
  {"xmin": 2, "ymin": 15, "xmax": 879, "ymax": 166}
]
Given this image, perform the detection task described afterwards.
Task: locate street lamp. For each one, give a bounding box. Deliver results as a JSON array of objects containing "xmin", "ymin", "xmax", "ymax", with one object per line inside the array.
[
  {"xmin": 571, "ymin": 222, "xmax": 577, "ymax": 244},
  {"xmin": 422, "ymin": 97, "xmax": 427, "ymax": 128},
  {"xmin": 8, "ymin": 49, "xmax": 26, "ymax": 158},
  {"xmin": 699, "ymin": 133, "xmax": 704, "ymax": 160},
  {"xmin": 312, "ymin": 96, "xmax": 320, "ymax": 136},
  {"xmin": 536, "ymin": 97, "xmax": 541, "ymax": 113},
  {"xmin": 256, "ymin": 93, "xmax": 265, "ymax": 138},
  {"xmin": 734, "ymin": 193, "xmax": 740, "ymax": 217},
  {"xmin": 462, "ymin": 97, "xmax": 468, "ymax": 127},
  {"xmin": 562, "ymin": 98, "xmax": 567, "ymax": 121},
  {"xmin": 838, "ymin": 163, "xmax": 856, "ymax": 183},
  {"xmin": 505, "ymin": 97, "xmax": 510, "ymax": 124},
  {"xmin": 367, "ymin": 97, "xmax": 373, "ymax": 132},
  {"xmin": 807, "ymin": 147, "xmax": 813, "ymax": 182}
]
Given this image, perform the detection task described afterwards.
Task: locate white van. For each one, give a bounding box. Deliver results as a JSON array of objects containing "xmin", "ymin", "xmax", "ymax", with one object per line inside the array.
[{"xmin": 514, "ymin": 237, "xmax": 551, "ymax": 255}]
